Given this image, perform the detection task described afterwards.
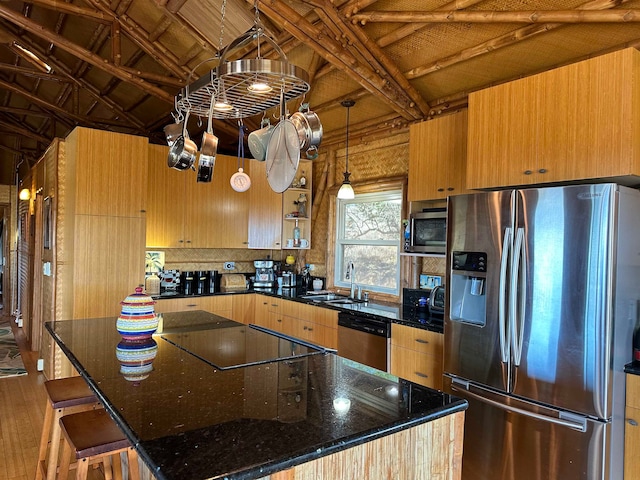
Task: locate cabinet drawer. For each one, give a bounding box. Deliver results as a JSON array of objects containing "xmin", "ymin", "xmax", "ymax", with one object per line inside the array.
[
  {"xmin": 390, "ymin": 346, "xmax": 443, "ymax": 390},
  {"xmin": 627, "ymin": 374, "xmax": 640, "ymax": 409},
  {"xmin": 391, "ymin": 324, "xmax": 443, "ymax": 357}
]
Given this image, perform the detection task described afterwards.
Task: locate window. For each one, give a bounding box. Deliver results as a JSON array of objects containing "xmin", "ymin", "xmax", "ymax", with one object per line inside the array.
[{"xmin": 334, "ymin": 190, "xmax": 402, "ymax": 295}]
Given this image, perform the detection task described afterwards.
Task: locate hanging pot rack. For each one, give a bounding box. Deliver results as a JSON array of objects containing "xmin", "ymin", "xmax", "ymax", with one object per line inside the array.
[{"xmin": 175, "ymin": 22, "xmax": 310, "ymax": 120}]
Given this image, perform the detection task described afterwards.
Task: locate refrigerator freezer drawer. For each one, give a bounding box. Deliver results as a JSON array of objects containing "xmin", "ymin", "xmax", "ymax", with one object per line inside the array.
[{"xmin": 445, "ymin": 376, "xmax": 616, "ymax": 480}]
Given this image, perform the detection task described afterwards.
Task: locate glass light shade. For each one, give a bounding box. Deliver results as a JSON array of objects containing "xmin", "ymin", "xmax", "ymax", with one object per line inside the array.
[
  {"xmin": 19, "ymin": 188, "xmax": 30, "ymax": 200},
  {"xmin": 214, "ymin": 101, "xmax": 233, "ymax": 112},
  {"xmin": 248, "ymin": 81, "xmax": 272, "ymax": 93},
  {"xmin": 337, "ymin": 181, "xmax": 355, "ymax": 200}
]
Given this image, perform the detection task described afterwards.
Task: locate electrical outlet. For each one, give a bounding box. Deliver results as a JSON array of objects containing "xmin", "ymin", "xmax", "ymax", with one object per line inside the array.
[
  {"xmin": 308, "ymin": 264, "xmax": 315, "ymax": 270},
  {"xmin": 224, "ymin": 262, "xmax": 235, "ymax": 270}
]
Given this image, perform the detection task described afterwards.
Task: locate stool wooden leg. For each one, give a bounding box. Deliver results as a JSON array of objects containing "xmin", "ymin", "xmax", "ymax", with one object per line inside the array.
[
  {"xmin": 75, "ymin": 458, "xmax": 89, "ymax": 480},
  {"xmin": 111, "ymin": 453, "xmax": 123, "ymax": 480},
  {"xmin": 35, "ymin": 401, "xmax": 54, "ymax": 480},
  {"xmin": 45, "ymin": 408, "xmax": 64, "ymax": 480},
  {"xmin": 57, "ymin": 436, "xmax": 73, "ymax": 480},
  {"xmin": 103, "ymin": 454, "xmax": 114, "ymax": 480},
  {"xmin": 127, "ymin": 448, "xmax": 141, "ymax": 480}
]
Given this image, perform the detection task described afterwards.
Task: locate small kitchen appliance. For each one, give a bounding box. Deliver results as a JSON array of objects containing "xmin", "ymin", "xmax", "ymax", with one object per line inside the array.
[
  {"xmin": 179, "ymin": 271, "xmax": 195, "ymax": 295},
  {"xmin": 254, "ymin": 259, "xmax": 275, "ymax": 288},
  {"xmin": 405, "ymin": 207, "xmax": 447, "ymax": 254}
]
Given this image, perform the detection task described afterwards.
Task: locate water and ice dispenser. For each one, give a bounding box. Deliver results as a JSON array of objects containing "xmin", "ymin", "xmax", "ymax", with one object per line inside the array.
[{"xmin": 450, "ymin": 251, "xmax": 487, "ymax": 326}]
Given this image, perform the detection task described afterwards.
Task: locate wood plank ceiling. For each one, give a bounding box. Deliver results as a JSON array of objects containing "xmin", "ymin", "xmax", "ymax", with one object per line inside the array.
[{"xmin": 0, "ymin": 0, "xmax": 638, "ymax": 184}]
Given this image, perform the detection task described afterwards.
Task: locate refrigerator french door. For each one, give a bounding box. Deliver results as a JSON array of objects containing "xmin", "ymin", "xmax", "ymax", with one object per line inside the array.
[{"xmin": 444, "ymin": 183, "xmax": 640, "ymax": 480}]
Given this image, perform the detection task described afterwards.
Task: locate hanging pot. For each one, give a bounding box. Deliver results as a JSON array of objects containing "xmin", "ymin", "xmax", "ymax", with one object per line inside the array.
[
  {"xmin": 163, "ymin": 121, "xmax": 183, "ymax": 147},
  {"xmin": 266, "ymin": 91, "xmax": 300, "ymax": 193},
  {"xmin": 167, "ymin": 112, "xmax": 197, "ymax": 170},
  {"xmin": 290, "ymin": 103, "xmax": 323, "ymax": 152},
  {"xmin": 198, "ymin": 99, "xmax": 218, "ymax": 182},
  {"xmin": 248, "ymin": 118, "xmax": 274, "ymax": 161}
]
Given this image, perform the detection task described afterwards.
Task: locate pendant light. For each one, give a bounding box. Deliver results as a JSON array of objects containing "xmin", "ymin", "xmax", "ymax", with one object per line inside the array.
[{"xmin": 337, "ymin": 100, "xmax": 356, "ymax": 200}]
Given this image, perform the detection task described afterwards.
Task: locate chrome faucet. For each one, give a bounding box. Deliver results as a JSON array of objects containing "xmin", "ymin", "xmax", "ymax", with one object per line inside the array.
[{"xmin": 346, "ymin": 261, "xmax": 355, "ymax": 298}]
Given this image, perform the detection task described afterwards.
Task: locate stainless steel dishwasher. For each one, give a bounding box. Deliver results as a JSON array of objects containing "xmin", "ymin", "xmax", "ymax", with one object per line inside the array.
[{"xmin": 337, "ymin": 312, "xmax": 390, "ymax": 371}]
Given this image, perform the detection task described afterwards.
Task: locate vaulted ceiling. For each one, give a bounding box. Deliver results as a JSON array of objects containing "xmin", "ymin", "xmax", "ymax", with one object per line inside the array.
[{"xmin": 0, "ymin": 0, "xmax": 639, "ymax": 185}]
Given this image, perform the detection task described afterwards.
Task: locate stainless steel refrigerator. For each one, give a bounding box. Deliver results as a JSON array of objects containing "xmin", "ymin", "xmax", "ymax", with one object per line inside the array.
[{"xmin": 443, "ymin": 183, "xmax": 640, "ymax": 480}]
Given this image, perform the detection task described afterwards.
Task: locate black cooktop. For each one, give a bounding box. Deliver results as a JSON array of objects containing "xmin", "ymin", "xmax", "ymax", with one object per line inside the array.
[{"xmin": 161, "ymin": 321, "xmax": 325, "ymax": 370}]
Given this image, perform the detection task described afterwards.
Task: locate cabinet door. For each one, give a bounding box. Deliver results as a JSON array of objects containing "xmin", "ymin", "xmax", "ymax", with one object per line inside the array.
[
  {"xmin": 390, "ymin": 346, "xmax": 443, "ymax": 390},
  {"xmin": 146, "ymin": 144, "xmax": 187, "ymax": 248},
  {"xmin": 467, "ymin": 77, "xmax": 541, "ymax": 190},
  {"xmin": 248, "ymin": 160, "xmax": 283, "ymax": 249},
  {"xmin": 192, "ymin": 154, "xmax": 249, "ymax": 248},
  {"xmin": 67, "ymin": 127, "xmax": 148, "ymax": 218},
  {"xmin": 231, "ymin": 294, "xmax": 255, "ymax": 324},
  {"xmin": 626, "ymin": 375, "xmax": 640, "ymax": 478},
  {"xmin": 408, "ymin": 110, "xmax": 468, "ymax": 201}
]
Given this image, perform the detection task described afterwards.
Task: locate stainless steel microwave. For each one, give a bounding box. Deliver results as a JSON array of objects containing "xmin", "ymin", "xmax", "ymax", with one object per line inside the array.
[{"xmin": 405, "ymin": 208, "xmax": 447, "ymax": 254}]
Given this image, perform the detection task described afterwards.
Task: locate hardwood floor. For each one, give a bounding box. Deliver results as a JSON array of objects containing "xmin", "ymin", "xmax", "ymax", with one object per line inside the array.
[
  {"xmin": 0, "ymin": 313, "xmax": 47, "ymax": 480},
  {"xmin": 0, "ymin": 314, "xmax": 108, "ymax": 480}
]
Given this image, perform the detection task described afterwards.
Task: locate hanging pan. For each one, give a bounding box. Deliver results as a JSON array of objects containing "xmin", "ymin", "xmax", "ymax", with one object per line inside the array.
[
  {"xmin": 167, "ymin": 110, "xmax": 197, "ymax": 170},
  {"xmin": 197, "ymin": 98, "xmax": 218, "ymax": 183},
  {"xmin": 265, "ymin": 90, "xmax": 300, "ymax": 193}
]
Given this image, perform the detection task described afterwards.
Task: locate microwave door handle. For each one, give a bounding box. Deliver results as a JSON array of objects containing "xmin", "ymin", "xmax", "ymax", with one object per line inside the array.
[{"xmin": 499, "ymin": 227, "xmax": 512, "ymax": 364}]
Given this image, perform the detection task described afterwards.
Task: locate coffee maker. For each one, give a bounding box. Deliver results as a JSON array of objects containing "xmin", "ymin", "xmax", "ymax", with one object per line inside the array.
[{"xmin": 254, "ymin": 259, "xmax": 275, "ymax": 288}]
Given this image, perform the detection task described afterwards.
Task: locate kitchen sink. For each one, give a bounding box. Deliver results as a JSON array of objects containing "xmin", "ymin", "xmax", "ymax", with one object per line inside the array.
[
  {"xmin": 324, "ymin": 298, "xmax": 358, "ymax": 305},
  {"xmin": 300, "ymin": 293, "xmax": 341, "ymax": 302},
  {"xmin": 300, "ymin": 293, "xmax": 364, "ymax": 305}
]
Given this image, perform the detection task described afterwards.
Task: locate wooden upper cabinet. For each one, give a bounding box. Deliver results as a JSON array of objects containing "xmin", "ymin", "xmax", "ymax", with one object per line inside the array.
[
  {"xmin": 146, "ymin": 148, "xmax": 250, "ymax": 248},
  {"xmin": 147, "ymin": 144, "xmax": 186, "ymax": 247},
  {"xmin": 408, "ymin": 110, "xmax": 468, "ymax": 201},
  {"xmin": 248, "ymin": 160, "xmax": 283, "ymax": 249},
  {"xmin": 66, "ymin": 127, "xmax": 148, "ymax": 217},
  {"xmin": 467, "ymin": 47, "xmax": 640, "ymax": 190}
]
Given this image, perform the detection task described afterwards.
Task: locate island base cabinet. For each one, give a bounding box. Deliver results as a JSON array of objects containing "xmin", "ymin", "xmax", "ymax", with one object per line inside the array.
[{"xmin": 134, "ymin": 410, "xmax": 464, "ymax": 480}]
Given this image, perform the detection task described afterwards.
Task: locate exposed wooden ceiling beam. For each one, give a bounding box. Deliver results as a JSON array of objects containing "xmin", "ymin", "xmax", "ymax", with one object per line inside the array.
[
  {"xmin": 257, "ymin": 0, "xmax": 423, "ymax": 121},
  {"xmin": 0, "ymin": 61, "xmax": 68, "ymax": 81},
  {"xmin": 405, "ymin": 0, "xmax": 630, "ymax": 81},
  {"xmin": 0, "ymin": 105, "xmax": 53, "ymax": 118},
  {"xmin": 0, "ymin": 4, "xmax": 175, "ymax": 104},
  {"xmin": 23, "ymin": 0, "xmax": 114, "ymax": 23},
  {"xmin": 351, "ymin": 9, "xmax": 640, "ymax": 24},
  {"xmin": 0, "ymin": 118, "xmax": 50, "ymax": 143}
]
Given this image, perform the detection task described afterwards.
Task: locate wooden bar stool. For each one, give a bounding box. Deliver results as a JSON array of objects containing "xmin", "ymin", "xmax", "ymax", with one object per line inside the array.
[
  {"xmin": 57, "ymin": 408, "xmax": 140, "ymax": 480},
  {"xmin": 35, "ymin": 376, "xmax": 99, "ymax": 480}
]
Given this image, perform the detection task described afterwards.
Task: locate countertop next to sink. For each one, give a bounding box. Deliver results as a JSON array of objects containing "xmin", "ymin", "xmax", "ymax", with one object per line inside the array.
[
  {"xmin": 46, "ymin": 312, "xmax": 466, "ymax": 480},
  {"xmin": 153, "ymin": 288, "xmax": 444, "ymax": 334}
]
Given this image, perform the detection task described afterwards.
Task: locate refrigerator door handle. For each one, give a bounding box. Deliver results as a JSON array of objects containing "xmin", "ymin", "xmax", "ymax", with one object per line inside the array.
[
  {"xmin": 450, "ymin": 378, "xmax": 588, "ymax": 432},
  {"xmin": 511, "ymin": 227, "xmax": 526, "ymax": 366},
  {"xmin": 499, "ymin": 227, "xmax": 512, "ymax": 363}
]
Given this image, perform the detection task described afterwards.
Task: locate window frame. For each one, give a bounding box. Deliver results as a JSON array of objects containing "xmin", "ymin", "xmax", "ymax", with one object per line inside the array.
[{"xmin": 333, "ymin": 189, "xmax": 403, "ymax": 296}]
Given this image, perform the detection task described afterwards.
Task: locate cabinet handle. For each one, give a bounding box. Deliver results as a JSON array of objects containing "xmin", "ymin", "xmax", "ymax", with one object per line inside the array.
[
  {"xmin": 187, "ymin": 304, "xmax": 197, "ymax": 307},
  {"xmin": 415, "ymin": 339, "xmax": 429, "ymax": 344},
  {"xmin": 628, "ymin": 418, "xmax": 639, "ymax": 427},
  {"xmin": 185, "ymin": 240, "xmax": 191, "ymax": 244},
  {"xmin": 538, "ymin": 168, "xmax": 547, "ymax": 174},
  {"xmin": 437, "ymin": 188, "xmax": 444, "ymax": 192},
  {"xmin": 524, "ymin": 170, "xmax": 532, "ymax": 175},
  {"xmin": 414, "ymin": 372, "xmax": 428, "ymax": 378},
  {"xmin": 447, "ymin": 187, "xmax": 454, "ymax": 191},
  {"xmin": 277, "ymin": 318, "xmax": 282, "ymax": 323},
  {"xmin": 178, "ymin": 240, "xmax": 184, "ymax": 243}
]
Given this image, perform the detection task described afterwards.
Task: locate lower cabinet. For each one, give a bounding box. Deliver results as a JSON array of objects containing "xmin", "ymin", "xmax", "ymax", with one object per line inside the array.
[
  {"xmin": 253, "ymin": 295, "xmax": 338, "ymax": 350},
  {"xmin": 625, "ymin": 374, "xmax": 640, "ymax": 478},
  {"xmin": 154, "ymin": 295, "xmax": 233, "ymax": 318},
  {"xmin": 390, "ymin": 324, "xmax": 443, "ymax": 390}
]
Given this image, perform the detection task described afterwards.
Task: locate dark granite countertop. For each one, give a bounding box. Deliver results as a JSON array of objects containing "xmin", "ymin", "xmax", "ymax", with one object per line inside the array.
[
  {"xmin": 46, "ymin": 311, "xmax": 465, "ymax": 480},
  {"xmin": 153, "ymin": 288, "xmax": 444, "ymax": 334},
  {"xmin": 624, "ymin": 362, "xmax": 640, "ymax": 375}
]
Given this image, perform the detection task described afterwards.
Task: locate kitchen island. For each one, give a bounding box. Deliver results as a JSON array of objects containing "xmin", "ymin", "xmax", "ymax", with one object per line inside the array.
[{"xmin": 46, "ymin": 311, "xmax": 466, "ymax": 480}]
